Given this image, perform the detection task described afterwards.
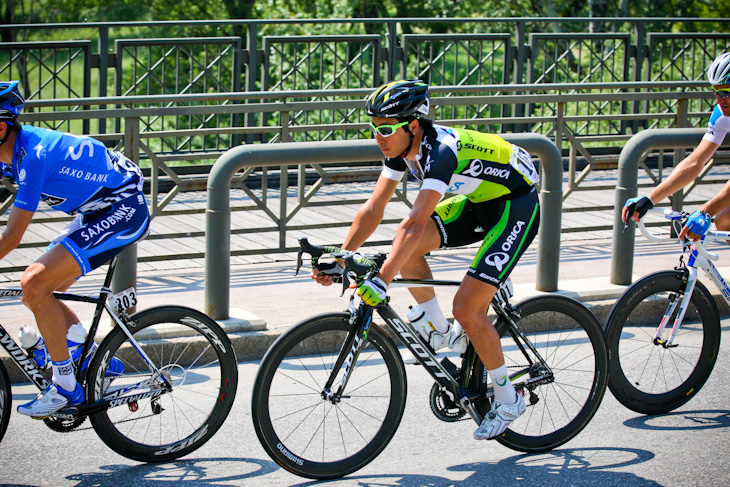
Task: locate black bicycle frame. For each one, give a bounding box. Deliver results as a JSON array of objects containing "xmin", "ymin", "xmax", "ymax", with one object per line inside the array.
[{"xmin": 0, "ymin": 254, "xmax": 171, "ymax": 416}]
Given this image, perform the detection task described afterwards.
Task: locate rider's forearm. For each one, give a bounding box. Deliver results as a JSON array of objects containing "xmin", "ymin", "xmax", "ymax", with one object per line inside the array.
[
  {"xmin": 378, "ymin": 217, "xmax": 425, "ymax": 284},
  {"xmin": 0, "ymin": 233, "xmax": 20, "ymax": 261},
  {"xmin": 648, "ymin": 156, "xmax": 704, "ymax": 204},
  {"xmin": 648, "ymin": 139, "xmax": 719, "ymax": 204},
  {"xmin": 0, "ymin": 207, "xmax": 33, "ymax": 260},
  {"xmin": 342, "ymin": 175, "xmax": 399, "ymax": 251},
  {"xmin": 341, "ymin": 203, "xmax": 384, "ymax": 251}
]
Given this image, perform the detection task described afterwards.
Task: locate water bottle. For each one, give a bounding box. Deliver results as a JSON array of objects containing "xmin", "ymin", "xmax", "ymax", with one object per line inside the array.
[
  {"xmin": 67, "ymin": 323, "xmax": 97, "ymax": 369},
  {"xmin": 18, "ymin": 325, "xmax": 49, "ymax": 370},
  {"xmin": 406, "ymin": 305, "xmax": 435, "ymax": 338}
]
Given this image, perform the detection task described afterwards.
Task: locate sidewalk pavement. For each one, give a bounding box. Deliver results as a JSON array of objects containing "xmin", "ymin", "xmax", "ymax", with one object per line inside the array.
[{"xmin": 2, "ymin": 236, "xmax": 730, "ymax": 383}]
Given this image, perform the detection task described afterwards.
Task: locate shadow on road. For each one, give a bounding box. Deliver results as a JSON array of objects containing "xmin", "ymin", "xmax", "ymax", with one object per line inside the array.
[
  {"xmin": 623, "ymin": 409, "xmax": 730, "ymax": 431},
  {"xmin": 287, "ymin": 447, "xmax": 659, "ymax": 487},
  {"xmin": 62, "ymin": 457, "xmax": 278, "ymax": 486}
]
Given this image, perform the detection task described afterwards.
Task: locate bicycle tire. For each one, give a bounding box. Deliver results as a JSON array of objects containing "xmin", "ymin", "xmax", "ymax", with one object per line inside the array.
[
  {"xmin": 605, "ymin": 270, "xmax": 721, "ymax": 415},
  {"xmin": 86, "ymin": 305, "xmax": 238, "ymax": 462},
  {"xmin": 477, "ymin": 295, "xmax": 608, "ymax": 452},
  {"xmin": 0, "ymin": 361, "xmax": 10, "ymax": 444},
  {"xmin": 251, "ymin": 312, "xmax": 407, "ymax": 480}
]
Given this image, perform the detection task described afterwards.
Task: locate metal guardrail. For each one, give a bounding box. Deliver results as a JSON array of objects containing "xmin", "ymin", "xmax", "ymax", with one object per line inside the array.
[
  {"xmin": 2, "ymin": 86, "xmax": 728, "ymax": 295},
  {"xmin": 0, "ymin": 84, "xmax": 722, "ymax": 240},
  {"xmin": 611, "ymin": 128, "xmax": 730, "ymax": 285},
  {"xmin": 205, "ymin": 134, "xmax": 562, "ymax": 320},
  {"xmin": 6, "ymin": 82, "xmax": 717, "ymax": 205},
  {"xmin": 2, "ymin": 17, "xmax": 728, "ymax": 141}
]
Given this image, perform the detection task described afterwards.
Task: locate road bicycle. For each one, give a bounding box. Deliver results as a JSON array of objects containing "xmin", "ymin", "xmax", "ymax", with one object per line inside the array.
[
  {"xmin": 0, "ymin": 254, "xmax": 238, "ymax": 461},
  {"xmin": 606, "ymin": 208, "xmax": 726, "ymax": 415},
  {"xmin": 250, "ymin": 238, "xmax": 609, "ymax": 480}
]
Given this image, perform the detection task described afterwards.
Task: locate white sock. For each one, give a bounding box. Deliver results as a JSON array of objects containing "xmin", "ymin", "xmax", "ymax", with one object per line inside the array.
[
  {"xmin": 488, "ymin": 364, "xmax": 518, "ymax": 404},
  {"xmin": 419, "ymin": 297, "xmax": 450, "ymax": 333},
  {"xmin": 51, "ymin": 358, "xmax": 77, "ymax": 393}
]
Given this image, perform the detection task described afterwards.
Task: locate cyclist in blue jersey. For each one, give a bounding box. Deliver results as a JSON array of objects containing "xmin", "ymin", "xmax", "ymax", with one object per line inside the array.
[
  {"xmin": 624, "ymin": 52, "xmax": 730, "ymax": 241},
  {"xmin": 0, "ymin": 80, "xmax": 150, "ymax": 417},
  {"xmin": 312, "ymin": 80, "xmax": 540, "ymax": 440}
]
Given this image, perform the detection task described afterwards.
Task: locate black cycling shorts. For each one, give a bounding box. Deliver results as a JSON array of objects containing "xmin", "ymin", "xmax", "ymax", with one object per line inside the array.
[{"xmin": 430, "ymin": 188, "xmax": 540, "ymax": 286}]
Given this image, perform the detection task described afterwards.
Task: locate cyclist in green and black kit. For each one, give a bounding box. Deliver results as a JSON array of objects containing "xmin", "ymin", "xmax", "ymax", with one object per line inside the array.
[{"xmin": 312, "ymin": 79, "xmax": 540, "ymax": 440}]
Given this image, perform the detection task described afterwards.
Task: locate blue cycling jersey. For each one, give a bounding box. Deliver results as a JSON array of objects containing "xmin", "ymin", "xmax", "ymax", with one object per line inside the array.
[{"xmin": 9, "ymin": 125, "xmax": 143, "ymax": 215}]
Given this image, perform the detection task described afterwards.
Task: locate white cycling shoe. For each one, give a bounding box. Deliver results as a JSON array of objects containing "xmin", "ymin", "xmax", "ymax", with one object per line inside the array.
[
  {"xmin": 402, "ymin": 321, "xmax": 468, "ymax": 364},
  {"xmin": 17, "ymin": 382, "xmax": 84, "ymax": 419},
  {"xmin": 473, "ymin": 392, "xmax": 526, "ymax": 440}
]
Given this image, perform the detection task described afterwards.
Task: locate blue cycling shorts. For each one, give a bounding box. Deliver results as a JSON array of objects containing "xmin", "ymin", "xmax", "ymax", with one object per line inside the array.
[{"xmin": 50, "ymin": 192, "xmax": 150, "ymax": 276}]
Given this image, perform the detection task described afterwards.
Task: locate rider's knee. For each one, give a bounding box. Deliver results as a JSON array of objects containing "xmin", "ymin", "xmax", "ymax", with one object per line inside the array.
[
  {"xmin": 20, "ymin": 265, "xmax": 50, "ymax": 308},
  {"xmin": 452, "ymin": 305, "xmax": 489, "ymax": 334}
]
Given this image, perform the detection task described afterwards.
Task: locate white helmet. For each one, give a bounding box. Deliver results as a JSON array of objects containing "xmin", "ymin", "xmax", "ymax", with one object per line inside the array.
[{"xmin": 707, "ymin": 52, "xmax": 730, "ymax": 85}]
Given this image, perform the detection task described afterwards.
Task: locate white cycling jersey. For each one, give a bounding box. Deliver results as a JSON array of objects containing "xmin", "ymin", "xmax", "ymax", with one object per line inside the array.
[{"xmin": 703, "ymin": 105, "xmax": 730, "ymax": 145}]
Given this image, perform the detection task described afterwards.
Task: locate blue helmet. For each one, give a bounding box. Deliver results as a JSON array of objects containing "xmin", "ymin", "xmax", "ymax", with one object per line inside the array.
[{"xmin": 0, "ymin": 81, "xmax": 25, "ymax": 125}]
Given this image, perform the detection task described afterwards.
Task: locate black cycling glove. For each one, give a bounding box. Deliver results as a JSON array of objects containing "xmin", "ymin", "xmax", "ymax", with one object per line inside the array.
[{"xmin": 623, "ymin": 196, "xmax": 654, "ymax": 221}]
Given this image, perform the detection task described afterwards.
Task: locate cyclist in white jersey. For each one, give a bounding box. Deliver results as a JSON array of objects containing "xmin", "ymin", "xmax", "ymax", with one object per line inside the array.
[
  {"xmin": 624, "ymin": 52, "xmax": 730, "ymax": 240},
  {"xmin": 0, "ymin": 81, "xmax": 150, "ymax": 417}
]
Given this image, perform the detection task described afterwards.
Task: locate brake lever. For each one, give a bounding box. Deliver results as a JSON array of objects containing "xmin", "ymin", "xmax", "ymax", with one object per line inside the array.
[
  {"xmin": 295, "ymin": 248, "xmax": 304, "ymax": 275},
  {"xmin": 341, "ymin": 272, "xmax": 351, "ymax": 297}
]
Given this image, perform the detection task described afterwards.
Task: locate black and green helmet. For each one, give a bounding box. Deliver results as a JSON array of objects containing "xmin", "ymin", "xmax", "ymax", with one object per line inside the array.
[{"xmin": 365, "ymin": 79, "xmax": 430, "ymax": 119}]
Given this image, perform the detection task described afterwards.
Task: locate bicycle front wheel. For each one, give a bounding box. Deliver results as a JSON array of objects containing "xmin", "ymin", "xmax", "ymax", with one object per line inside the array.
[
  {"xmin": 251, "ymin": 312, "xmax": 407, "ymax": 480},
  {"xmin": 605, "ymin": 270, "xmax": 721, "ymax": 414},
  {"xmin": 87, "ymin": 305, "xmax": 238, "ymax": 462},
  {"xmin": 0, "ymin": 361, "xmax": 10, "ymax": 444},
  {"xmin": 490, "ymin": 295, "xmax": 608, "ymax": 452}
]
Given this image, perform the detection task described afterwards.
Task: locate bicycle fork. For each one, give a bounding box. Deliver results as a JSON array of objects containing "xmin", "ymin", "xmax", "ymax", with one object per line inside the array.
[
  {"xmin": 319, "ymin": 300, "xmax": 375, "ymax": 404},
  {"xmin": 653, "ymin": 267, "xmax": 697, "ymax": 348}
]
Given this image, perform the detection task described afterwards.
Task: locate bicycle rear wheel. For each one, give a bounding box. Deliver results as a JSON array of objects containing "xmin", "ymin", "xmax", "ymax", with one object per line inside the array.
[
  {"xmin": 87, "ymin": 305, "xmax": 238, "ymax": 462},
  {"xmin": 251, "ymin": 312, "xmax": 407, "ymax": 480},
  {"xmin": 605, "ymin": 270, "xmax": 721, "ymax": 414},
  {"xmin": 480, "ymin": 295, "xmax": 608, "ymax": 452},
  {"xmin": 0, "ymin": 361, "xmax": 10, "ymax": 444}
]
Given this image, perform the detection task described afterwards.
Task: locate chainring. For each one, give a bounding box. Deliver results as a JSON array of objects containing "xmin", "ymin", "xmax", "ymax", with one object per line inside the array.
[
  {"xmin": 429, "ymin": 382, "xmax": 467, "ymax": 422},
  {"xmin": 43, "ymin": 415, "xmax": 86, "ymax": 433}
]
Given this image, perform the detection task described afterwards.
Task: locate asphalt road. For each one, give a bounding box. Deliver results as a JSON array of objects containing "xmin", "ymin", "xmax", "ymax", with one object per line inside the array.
[{"xmin": 1, "ymin": 320, "xmax": 729, "ymax": 487}]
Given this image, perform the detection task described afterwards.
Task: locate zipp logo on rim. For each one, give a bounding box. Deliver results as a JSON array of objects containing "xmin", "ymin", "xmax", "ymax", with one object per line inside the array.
[{"xmin": 154, "ymin": 424, "xmax": 210, "ymax": 455}]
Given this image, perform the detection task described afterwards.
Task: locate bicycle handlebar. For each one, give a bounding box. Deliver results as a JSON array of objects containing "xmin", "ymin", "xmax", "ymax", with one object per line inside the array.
[
  {"xmin": 637, "ymin": 208, "xmax": 720, "ymax": 261},
  {"xmin": 636, "ymin": 208, "xmax": 682, "ymax": 243},
  {"xmin": 297, "ymin": 238, "xmax": 385, "ymax": 296}
]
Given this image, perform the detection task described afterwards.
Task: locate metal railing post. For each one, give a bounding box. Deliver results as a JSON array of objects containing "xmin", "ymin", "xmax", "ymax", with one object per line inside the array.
[
  {"xmin": 246, "ymin": 23, "xmax": 258, "ymax": 143},
  {"xmin": 672, "ymin": 98, "xmax": 690, "ymax": 213},
  {"xmin": 112, "ymin": 116, "xmax": 141, "ymax": 309},
  {"xmin": 205, "ymin": 140, "xmax": 384, "ymax": 320},
  {"xmin": 97, "ymin": 25, "xmax": 109, "ymax": 135}
]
